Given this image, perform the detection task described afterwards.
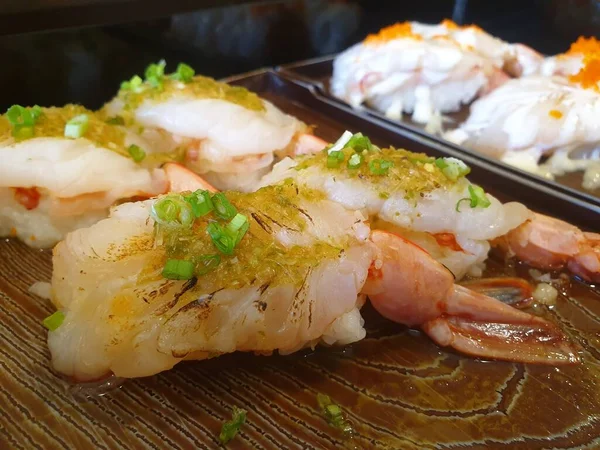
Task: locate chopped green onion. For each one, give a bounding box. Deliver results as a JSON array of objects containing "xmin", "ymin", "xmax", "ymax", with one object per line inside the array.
[
  {"xmin": 435, "ymin": 157, "xmax": 471, "ymax": 181},
  {"xmin": 226, "ymin": 213, "xmax": 249, "ymax": 246},
  {"xmin": 121, "ymin": 74, "xmax": 143, "ymax": 91},
  {"xmin": 193, "ymin": 254, "xmax": 221, "ymax": 275},
  {"xmin": 368, "ymin": 159, "xmax": 393, "ymax": 175},
  {"xmin": 152, "ymin": 196, "xmax": 194, "ymax": 227},
  {"xmin": 316, "ymin": 394, "xmax": 353, "ymax": 436},
  {"xmin": 127, "ymin": 144, "xmax": 146, "ymax": 162},
  {"xmin": 162, "ymin": 259, "xmax": 195, "ymax": 280},
  {"xmin": 456, "ymin": 184, "xmax": 492, "ymax": 212},
  {"xmin": 207, "ymin": 222, "xmax": 236, "ymax": 255},
  {"xmin": 347, "ymin": 152, "xmax": 363, "ymax": 169},
  {"xmin": 468, "ymin": 184, "xmax": 491, "ymax": 208},
  {"xmin": 6, "ymin": 104, "xmax": 43, "ymax": 139},
  {"xmin": 345, "ymin": 132, "xmax": 373, "ymax": 152},
  {"xmin": 171, "ymin": 62, "xmax": 195, "ymax": 83},
  {"xmin": 64, "ymin": 114, "xmax": 89, "ymax": 139},
  {"xmin": 328, "ymin": 130, "xmax": 353, "ymax": 153},
  {"xmin": 43, "ymin": 311, "xmax": 65, "ymax": 331},
  {"xmin": 212, "ymin": 193, "xmax": 237, "ymax": 220},
  {"xmin": 407, "ymin": 155, "xmax": 435, "ymax": 164},
  {"xmin": 327, "ymin": 150, "xmax": 345, "ymax": 168},
  {"xmin": 106, "ymin": 116, "xmax": 125, "ymax": 125},
  {"xmin": 219, "ymin": 406, "xmax": 247, "ymax": 444},
  {"xmin": 185, "ymin": 190, "xmax": 214, "ymax": 217},
  {"xmin": 145, "ymin": 60, "xmax": 167, "ymax": 88}
]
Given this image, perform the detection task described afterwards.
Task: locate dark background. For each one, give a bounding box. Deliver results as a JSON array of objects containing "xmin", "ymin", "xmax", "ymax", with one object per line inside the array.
[{"xmin": 1, "ymin": 0, "xmax": 598, "ymax": 111}]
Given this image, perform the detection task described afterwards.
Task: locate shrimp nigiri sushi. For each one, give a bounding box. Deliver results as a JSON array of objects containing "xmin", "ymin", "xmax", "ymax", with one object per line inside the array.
[
  {"xmin": 261, "ymin": 132, "xmax": 599, "ymax": 283},
  {"xmin": 0, "ymin": 104, "xmax": 172, "ymax": 248},
  {"xmin": 101, "ymin": 61, "xmax": 318, "ymax": 192},
  {"xmin": 331, "ymin": 20, "xmax": 542, "ymax": 125},
  {"xmin": 261, "ymin": 131, "xmax": 531, "ymax": 279},
  {"xmin": 47, "ymin": 182, "xmax": 374, "ymax": 380},
  {"xmin": 446, "ymin": 38, "xmax": 600, "ymax": 190}
]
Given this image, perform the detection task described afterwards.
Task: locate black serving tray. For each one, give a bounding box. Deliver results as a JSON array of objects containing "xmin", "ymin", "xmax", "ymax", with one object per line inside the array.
[
  {"xmin": 224, "ymin": 69, "xmax": 599, "ymax": 230},
  {"xmin": 277, "ymin": 55, "xmax": 600, "ymax": 209}
]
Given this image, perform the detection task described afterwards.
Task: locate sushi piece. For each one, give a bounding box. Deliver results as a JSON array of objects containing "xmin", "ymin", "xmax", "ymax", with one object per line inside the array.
[
  {"xmin": 261, "ymin": 131, "xmax": 530, "ymax": 280},
  {"xmin": 47, "ymin": 180, "xmax": 578, "ymax": 381},
  {"xmin": 101, "ymin": 61, "xmax": 319, "ymax": 192},
  {"xmin": 445, "ymin": 75, "xmax": 600, "ymax": 190},
  {"xmin": 48, "ymin": 182, "xmax": 374, "ymax": 380},
  {"xmin": 538, "ymin": 36, "xmax": 600, "ymax": 77},
  {"xmin": 331, "ymin": 20, "xmax": 542, "ymax": 125},
  {"xmin": 0, "ymin": 104, "xmax": 173, "ymax": 248},
  {"xmin": 260, "ymin": 132, "xmax": 599, "ymax": 282}
]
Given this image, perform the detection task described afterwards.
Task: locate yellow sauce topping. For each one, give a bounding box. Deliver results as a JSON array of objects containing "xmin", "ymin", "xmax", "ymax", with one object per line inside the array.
[
  {"xmin": 549, "ymin": 109, "xmax": 563, "ymax": 119},
  {"xmin": 131, "ymin": 183, "xmax": 344, "ymax": 293},
  {"xmin": 113, "ymin": 75, "xmax": 265, "ymax": 116},
  {"xmin": 0, "ymin": 104, "xmax": 127, "ymax": 149},
  {"xmin": 296, "ymin": 147, "xmax": 455, "ymax": 198}
]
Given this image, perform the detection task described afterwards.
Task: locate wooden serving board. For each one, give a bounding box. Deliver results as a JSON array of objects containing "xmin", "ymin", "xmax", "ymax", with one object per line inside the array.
[{"xmin": 1, "ymin": 70, "xmax": 599, "ymax": 449}]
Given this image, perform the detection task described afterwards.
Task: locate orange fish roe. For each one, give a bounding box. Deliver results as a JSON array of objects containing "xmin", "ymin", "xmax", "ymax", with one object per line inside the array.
[
  {"xmin": 549, "ymin": 109, "xmax": 563, "ymax": 119},
  {"xmin": 364, "ymin": 22, "xmax": 421, "ymax": 44},
  {"xmin": 570, "ymin": 56, "xmax": 600, "ymax": 91},
  {"xmin": 441, "ymin": 19, "xmax": 459, "ymax": 30},
  {"xmin": 566, "ymin": 36, "xmax": 600, "ymax": 56}
]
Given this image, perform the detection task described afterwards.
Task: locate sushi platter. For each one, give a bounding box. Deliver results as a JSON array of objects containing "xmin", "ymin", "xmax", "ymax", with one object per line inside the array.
[
  {"xmin": 1, "ymin": 62, "xmax": 599, "ymax": 450},
  {"xmin": 279, "ymin": 21, "xmax": 600, "ymax": 204}
]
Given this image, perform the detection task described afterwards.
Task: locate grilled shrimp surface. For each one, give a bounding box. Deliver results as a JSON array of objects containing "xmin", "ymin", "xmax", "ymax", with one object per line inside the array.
[
  {"xmin": 102, "ymin": 66, "xmax": 307, "ymax": 192},
  {"xmin": 261, "ymin": 144, "xmax": 529, "ymax": 279},
  {"xmin": 49, "ymin": 183, "xmax": 373, "ymax": 380}
]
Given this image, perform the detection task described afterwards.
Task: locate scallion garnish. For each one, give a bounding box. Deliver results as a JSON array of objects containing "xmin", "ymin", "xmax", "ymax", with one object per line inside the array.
[
  {"xmin": 193, "ymin": 254, "xmax": 221, "ymax": 275},
  {"xmin": 327, "ymin": 130, "xmax": 353, "ymax": 153},
  {"xmin": 185, "ymin": 190, "xmax": 214, "ymax": 217},
  {"xmin": 226, "ymin": 213, "xmax": 249, "ymax": 246},
  {"xmin": 171, "ymin": 62, "xmax": 195, "ymax": 83},
  {"xmin": 327, "ymin": 150, "xmax": 345, "ymax": 168},
  {"xmin": 347, "ymin": 152, "xmax": 363, "ymax": 169},
  {"xmin": 316, "ymin": 394, "xmax": 353, "ymax": 437},
  {"xmin": 162, "ymin": 259, "xmax": 195, "ymax": 280},
  {"xmin": 6, "ymin": 104, "xmax": 43, "ymax": 140},
  {"xmin": 435, "ymin": 157, "xmax": 470, "ymax": 181},
  {"xmin": 212, "ymin": 193, "xmax": 237, "ymax": 220},
  {"xmin": 43, "ymin": 311, "xmax": 65, "ymax": 331},
  {"xmin": 456, "ymin": 184, "xmax": 492, "ymax": 212},
  {"xmin": 207, "ymin": 222, "xmax": 236, "ymax": 255},
  {"xmin": 145, "ymin": 60, "xmax": 167, "ymax": 89},
  {"xmin": 151, "ymin": 197, "xmax": 194, "ymax": 227},
  {"xmin": 106, "ymin": 116, "xmax": 125, "ymax": 125},
  {"xmin": 121, "ymin": 75, "xmax": 143, "ymax": 91},
  {"xmin": 368, "ymin": 158, "xmax": 393, "ymax": 175},
  {"xmin": 345, "ymin": 132, "xmax": 373, "ymax": 152},
  {"xmin": 64, "ymin": 114, "xmax": 89, "ymax": 139},
  {"xmin": 219, "ymin": 406, "xmax": 247, "ymax": 444},
  {"xmin": 127, "ymin": 144, "xmax": 146, "ymax": 162}
]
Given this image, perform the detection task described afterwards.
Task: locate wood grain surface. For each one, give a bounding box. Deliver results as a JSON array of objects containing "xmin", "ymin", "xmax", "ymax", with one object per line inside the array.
[{"xmin": 1, "ymin": 82, "xmax": 599, "ymax": 449}]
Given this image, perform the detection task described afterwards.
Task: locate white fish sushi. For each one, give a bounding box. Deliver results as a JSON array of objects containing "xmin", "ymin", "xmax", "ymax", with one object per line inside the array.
[
  {"xmin": 260, "ymin": 132, "xmax": 531, "ymax": 279},
  {"xmin": 0, "ymin": 104, "xmax": 169, "ymax": 248},
  {"xmin": 331, "ymin": 20, "xmax": 542, "ymax": 125},
  {"xmin": 445, "ymin": 75, "xmax": 600, "ymax": 190},
  {"xmin": 101, "ymin": 61, "xmax": 317, "ymax": 192},
  {"xmin": 48, "ymin": 183, "xmax": 374, "ymax": 380}
]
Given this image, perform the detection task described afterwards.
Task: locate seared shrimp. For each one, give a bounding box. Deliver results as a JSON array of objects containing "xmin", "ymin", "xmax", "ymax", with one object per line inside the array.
[
  {"xmin": 101, "ymin": 61, "xmax": 317, "ymax": 192},
  {"xmin": 364, "ymin": 230, "xmax": 579, "ymax": 364}
]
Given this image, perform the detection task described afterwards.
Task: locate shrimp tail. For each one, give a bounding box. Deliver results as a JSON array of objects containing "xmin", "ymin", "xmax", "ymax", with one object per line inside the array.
[
  {"xmin": 423, "ymin": 285, "xmax": 580, "ymax": 365},
  {"xmin": 163, "ymin": 162, "xmax": 218, "ymax": 193},
  {"xmin": 366, "ymin": 230, "xmax": 580, "ymax": 365}
]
